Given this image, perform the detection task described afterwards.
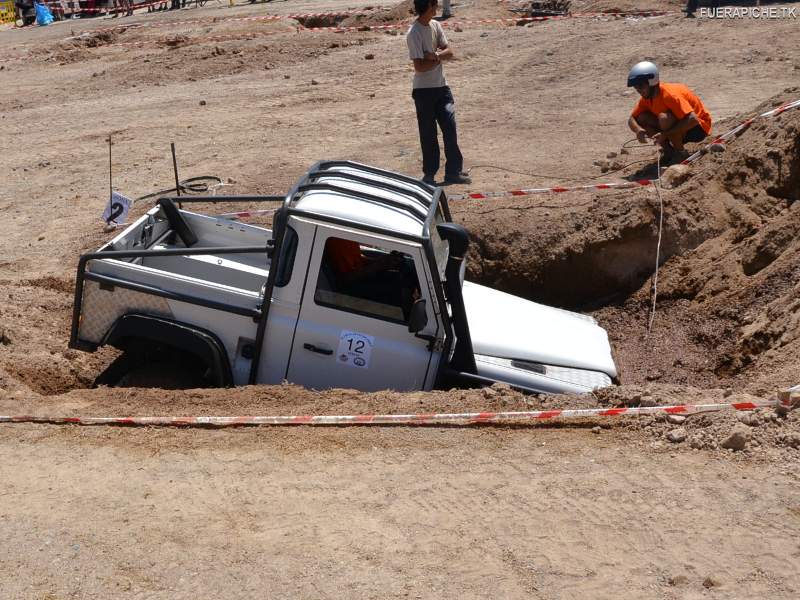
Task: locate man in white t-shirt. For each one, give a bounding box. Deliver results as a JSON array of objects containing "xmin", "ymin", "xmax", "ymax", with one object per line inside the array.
[{"xmin": 406, "ymin": 0, "xmax": 471, "ymax": 185}]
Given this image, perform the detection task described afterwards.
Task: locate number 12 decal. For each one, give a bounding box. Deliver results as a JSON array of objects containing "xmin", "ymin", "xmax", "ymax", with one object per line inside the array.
[{"xmin": 337, "ymin": 331, "xmax": 374, "ymax": 369}]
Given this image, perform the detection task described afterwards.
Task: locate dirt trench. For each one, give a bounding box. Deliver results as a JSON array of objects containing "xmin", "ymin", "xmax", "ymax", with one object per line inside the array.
[{"xmin": 2, "ymin": 89, "xmax": 798, "ymax": 398}]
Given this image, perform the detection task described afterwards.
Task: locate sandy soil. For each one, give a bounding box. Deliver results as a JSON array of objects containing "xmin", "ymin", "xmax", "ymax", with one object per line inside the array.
[{"xmin": 1, "ymin": 1, "xmax": 800, "ymax": 598}]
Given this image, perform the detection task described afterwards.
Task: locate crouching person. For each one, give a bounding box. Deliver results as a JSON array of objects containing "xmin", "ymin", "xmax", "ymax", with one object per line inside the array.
[{"xmin": 627, "ymin": 61, "xmax": 712, "ymax": 162}]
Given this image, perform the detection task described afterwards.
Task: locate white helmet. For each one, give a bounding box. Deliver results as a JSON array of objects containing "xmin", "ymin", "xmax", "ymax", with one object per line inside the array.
[{"xmin": 627, "ymin": 61, "xmax": 659, "ymax": 88}]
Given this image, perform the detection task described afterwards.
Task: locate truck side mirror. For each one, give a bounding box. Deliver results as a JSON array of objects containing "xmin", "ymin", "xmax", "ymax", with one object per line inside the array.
[{"xmin": 408, "ymin": 299, "xmax": 428, "ymax": 333}]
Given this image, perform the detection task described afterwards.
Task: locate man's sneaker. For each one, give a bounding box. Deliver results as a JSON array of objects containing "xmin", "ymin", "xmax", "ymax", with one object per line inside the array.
[
  {"xmin": 421, "ymin": 175, "xmax": 436, "ymax": 186},
  {"xmin": 671, "ymin": 149, "xmax": 691, "ymax": 164},
  {"xmin": 444, "ymin": 172, "xmax": 472, "ymax": 185}
]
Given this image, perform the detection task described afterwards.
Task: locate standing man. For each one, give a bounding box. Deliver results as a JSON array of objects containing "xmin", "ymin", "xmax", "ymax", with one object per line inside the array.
[
  {"xmin": 406, "ymin": 0, "xmax": 471, "ymax": 185},
  {"xmin": 627, "ymin": 61, "xmax": 712, "ymax": 162},
  {"xmin": 441, "ymin": 0, "xmax": 452, "ymax": 19}
]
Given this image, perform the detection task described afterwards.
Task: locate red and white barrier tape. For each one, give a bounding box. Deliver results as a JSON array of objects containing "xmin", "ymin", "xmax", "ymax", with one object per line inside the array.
[
  {"xmin": 43, "ymin": 0, "xmax": 167, "ymax": 14},
  {"xmin": 261, "ymin": 13, "xmax": 671, "ymax": 32},
  {"xmin": 64, "ymin": 14, "xmax": 281, "ymax": 38},
  {"xmin": 2, "ymin": 7, "xmax": 676, "ymax": 58},
  {"xmin": 218, "ymin": 97, "xmax": 800, "ymax": 208},
  {"xmin": 572, "ymin": 11, "xmax": 674, "ymax": 18},
  {"xmin": 55, "ymin": 8, "xmax": 671, "ymax": 43},
  {"xmin": 0, "ymin": 398, "xmax": 789, "ymax": 428},
  {"xmin": 449, "ymin": 97, "xmax": 800, "ymax": 202},
  {"xmin": 497, "ymin": 0, "xmax": 674, "ymax": 16},
  {"xmin": 681, "ymin": 98, "xmax": 800, "ymax": 164},
  {"xmin": 217, "ymin": 208, "xmax": 277, "ymax": 219},
  {"xmin": 450, "ymin": 179, "xmax": 655, "ymax": 201},
  {"xmin": 62, "ymin": 9, "xmax": 392, "ymax": 39}
]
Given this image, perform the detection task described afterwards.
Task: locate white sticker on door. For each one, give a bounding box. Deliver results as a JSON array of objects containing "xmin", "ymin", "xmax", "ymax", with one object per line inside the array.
[{"xmin": 336, "ymin": 331, "xmax": 375, "ymax": 369}]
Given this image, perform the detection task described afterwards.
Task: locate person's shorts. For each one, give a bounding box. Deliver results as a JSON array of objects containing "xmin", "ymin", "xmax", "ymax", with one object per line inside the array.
[{"xmin": 684, "ymin": 124, "xmax": 708, "ymax": 143}]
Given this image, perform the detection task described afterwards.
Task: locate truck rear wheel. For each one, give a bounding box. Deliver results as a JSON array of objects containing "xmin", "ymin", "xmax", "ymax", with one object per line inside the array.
[
  {"xmin": 99, "ymin": 314, "xmax": 233, "ymax": 388},
  {"xmin": 95, "ymin": 344, "xmax": 216, "ymax": 389}
]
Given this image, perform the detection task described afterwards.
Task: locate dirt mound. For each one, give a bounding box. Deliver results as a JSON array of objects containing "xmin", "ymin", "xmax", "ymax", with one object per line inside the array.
[
  {"xmin": 595, "ymin": 384, "xmax": 800, "ymax": 460},
  {"xmin": 158, "ymin": 34, "xmax": 191, "ymax": 49},
  {"xmin": 339, "ymin": 0, "xmax": 415, "ymax": 27},
  {"xmin": 72, "ymin": 30, "xmax": 120, "ymax": 49},
  {"xmin": 635, "ymin": 91, "xmax": 800, "ymax": 379}
]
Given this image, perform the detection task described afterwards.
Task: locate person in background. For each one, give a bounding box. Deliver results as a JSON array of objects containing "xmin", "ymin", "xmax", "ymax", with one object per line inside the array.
[
  {"xmin": 626, "ymin": 61, "xmax": 712, "ymax": 162},
  {"xmin": 406, "ymin": 0, "xmax": 471, "ymax": 186},
  {"xmin": 112, "ymin": 0, "xmax": 132, "ymax": 17},
  {"xmin": 14, "ymin": 0, "xmax": 37, "ymax": 25},
  {"xmin": 440, "ymin": 0, "xmax": 452, "ymax": 19}
]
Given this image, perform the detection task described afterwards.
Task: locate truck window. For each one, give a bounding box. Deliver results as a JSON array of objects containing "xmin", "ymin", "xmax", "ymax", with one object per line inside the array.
[
  {"xmin": 274, "ymin": 226, "xmax": 298, "ymax": 288},
  {"xmin": 314, "ymin": 237, "xmax": 421, "ymax": 325}
]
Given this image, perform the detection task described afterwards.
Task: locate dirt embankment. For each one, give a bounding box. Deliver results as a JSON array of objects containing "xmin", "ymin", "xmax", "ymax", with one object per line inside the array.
[{"xmin": 458, "ymin": 89, "xmax": 800, "ymax": 395}]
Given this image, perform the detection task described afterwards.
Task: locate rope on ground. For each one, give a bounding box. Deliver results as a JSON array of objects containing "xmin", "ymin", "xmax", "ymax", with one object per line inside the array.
[
  {"xmin": 647, "ymin": 150, "xmax": 664, "ymax": 337},
  {"xmin": 135, "ymin": 175, "xmax": 223, "ymax": 202}
]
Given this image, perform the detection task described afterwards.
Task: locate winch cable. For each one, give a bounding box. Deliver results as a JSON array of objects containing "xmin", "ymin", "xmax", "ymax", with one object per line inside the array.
[{"xmin": 135, "ymin": 175, "xmax": 224, "ymax": 202}]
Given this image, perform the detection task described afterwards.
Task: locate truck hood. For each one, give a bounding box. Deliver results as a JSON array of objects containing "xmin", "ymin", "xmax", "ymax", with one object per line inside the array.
[{"xmin": 462, "ymin": 282, "xmax": 617, "ymax": 378}]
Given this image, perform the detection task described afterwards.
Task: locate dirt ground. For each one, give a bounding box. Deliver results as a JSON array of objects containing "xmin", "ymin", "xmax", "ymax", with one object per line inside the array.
[{"xmin": 1, "ymin": 1, "xmax": 800, "ymax": 598}]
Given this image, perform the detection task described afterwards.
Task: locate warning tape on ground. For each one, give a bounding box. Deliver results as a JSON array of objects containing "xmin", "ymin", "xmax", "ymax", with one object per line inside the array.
[
  {"xmin": 217, "ymin": 208, "xmax": 278, "ymax": 219},
  {"xmin": 1, "ymin": 7, "xmax": 676, "ymax": 59},
  {"xmin": 65, "ymin": 16, "xmax": 561, "ymax": 40},
  {"xmin": 450, "ymin": 179, "xmax": 656, "ymax": 201},
  {"xmin": 497, "ymin": 0, "xmax": 676, "ymax": 15},
  {"xmin": 42, "ymin": 0, "xmax": 183, "ymax": 15},
  {"xmin": 54, "ymin": 8, "xmax": 672, "ymax": 44},
  {"xmin": 681, "ymin": 98, "xmax": 800, "ymax": 164},
  {"xmin": 43, "ymin": 1, "xmax": 389, "ymax": 16},
  {"xmin": 61, "ymin": 9, "xmax": 392, "ymax": 40},
  {"xmin": 216, "ymin": 98, "xmax": 800, "ymax": 209},
  {"xmin": 449, "ymin": 97, "xmax": 800, "ymax": 202},
  {"xmin": 0, "ymin": 398, "xmax": 789, "ymax": 428},
  {"xmin": 32, "ymin": 16, "xmax": 576, "ymax": 56}
]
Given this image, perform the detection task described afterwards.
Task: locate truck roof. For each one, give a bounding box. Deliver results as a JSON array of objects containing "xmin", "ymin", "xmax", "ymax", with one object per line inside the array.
[{"xmin": 285, "ymin": 161, "xmax": 449, "ymax": 240}]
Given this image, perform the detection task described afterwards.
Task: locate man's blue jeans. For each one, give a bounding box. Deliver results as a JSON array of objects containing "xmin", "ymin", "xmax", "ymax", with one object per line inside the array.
[{"xmin": 412, "ymin": 86, "xmax": 464, "ymax": 179}]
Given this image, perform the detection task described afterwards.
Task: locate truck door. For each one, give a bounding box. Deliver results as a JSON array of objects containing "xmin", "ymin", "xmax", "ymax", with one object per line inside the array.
[{"xmin": 285, "ymin": 230, "xmax": 437, "ymax": 392}]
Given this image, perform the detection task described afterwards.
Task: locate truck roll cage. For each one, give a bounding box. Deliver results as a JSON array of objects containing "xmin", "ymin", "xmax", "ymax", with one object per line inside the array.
[
  {"xmin": 71, "ymin": 161, "xmax": 463, "ymax": 388},
  {"xmin": 69, "ymin": 195, "xmax": 283, "ymax": 357}
]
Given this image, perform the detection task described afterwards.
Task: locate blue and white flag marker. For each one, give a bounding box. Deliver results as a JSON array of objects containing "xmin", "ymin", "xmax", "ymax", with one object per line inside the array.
[{"xmin": 102, "ymin": 191, "xmax": 133, "ymax": 228}]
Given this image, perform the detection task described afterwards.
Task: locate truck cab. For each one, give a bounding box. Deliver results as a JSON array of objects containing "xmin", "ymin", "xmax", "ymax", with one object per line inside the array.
[{"xmin": 70, "ymin": 161, "xmax": 618, "ymax": 394}]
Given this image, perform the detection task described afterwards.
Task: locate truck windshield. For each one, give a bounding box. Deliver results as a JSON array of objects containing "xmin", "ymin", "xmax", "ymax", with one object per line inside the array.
[{"xmin": 430, "ymin": 207, "xmax": 449, "ymax": 279}]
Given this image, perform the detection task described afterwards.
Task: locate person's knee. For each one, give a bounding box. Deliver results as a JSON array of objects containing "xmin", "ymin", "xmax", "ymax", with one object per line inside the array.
[
  {"xmin": 635, "ymin": 113, "xmax": 657, "ymax": 130},
  {"xmin": 657, "ymin": 111, "xmax": 676, "ymax": 130}
]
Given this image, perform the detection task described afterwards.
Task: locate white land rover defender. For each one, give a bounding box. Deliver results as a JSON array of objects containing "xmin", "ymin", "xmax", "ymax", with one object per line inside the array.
[{"xmin": 70, "ymin": 161, "xmax": 618, "ymax": 393}]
